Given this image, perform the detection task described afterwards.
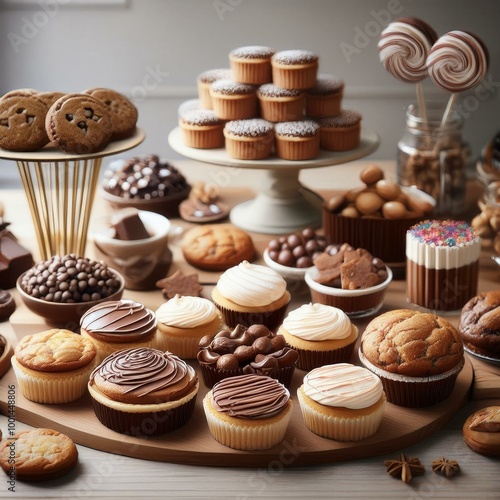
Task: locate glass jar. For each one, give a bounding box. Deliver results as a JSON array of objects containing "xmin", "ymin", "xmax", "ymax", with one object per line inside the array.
[
  {"xmin": 397, "ymin": 103, "xmax": 470, "ymax": 216},
  {"xmin": 472, "ymin": 181, "xmax": 500, "ymax": 254}
]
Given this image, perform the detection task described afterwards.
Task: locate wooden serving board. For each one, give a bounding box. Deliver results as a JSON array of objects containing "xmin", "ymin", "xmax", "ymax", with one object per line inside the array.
[{"xmin": 0, "ymin": 320, "xmax": 473, "ymax": 468}]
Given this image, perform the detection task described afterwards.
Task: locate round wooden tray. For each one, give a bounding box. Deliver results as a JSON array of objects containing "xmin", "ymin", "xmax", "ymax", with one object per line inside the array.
[{"xmin": 0, "ymin": 355, "xmax": 473, "ymax": 468}]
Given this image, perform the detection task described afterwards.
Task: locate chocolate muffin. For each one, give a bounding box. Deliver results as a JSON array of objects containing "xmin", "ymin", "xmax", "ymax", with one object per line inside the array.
[{"xmin": 459, "ymin": 290, "xmax": 500, "ymax": 361}]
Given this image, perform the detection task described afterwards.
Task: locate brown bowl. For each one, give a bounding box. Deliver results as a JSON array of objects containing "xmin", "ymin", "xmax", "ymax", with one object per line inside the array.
[
  {"xmin": 16, "ymin": 270, "xmax": 125, "ymax": 331},
  {"xmin": 99, "ymin": 186, "xmax": 190, "ymax": 218}
]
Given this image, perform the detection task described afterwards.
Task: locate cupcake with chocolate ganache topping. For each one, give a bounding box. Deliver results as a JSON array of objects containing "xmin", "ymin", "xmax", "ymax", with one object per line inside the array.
[
  {"xmin": 274, "ymin": 120, "xmax": 320, "ymax": 160},
  {"xmin": 80, "ymin": 299, "xmax": 157, "ymax": 363},
  {"xmin": 155, "ymin": 294, "xmax": 223, "ymax": 359},
  {"xmin": 203, "ymin": 374, "xmax": 292, "ymax": 450},
  {"xmin": 212, "ymin": 261, "xmax": 291, "ymax": 331},
  {"xmin": 229, "ymin": 45, "xmax": 275, "ymax": 85},
  {"xmin": 278, "ymin": 303, "xmax": 358, "ymax": 371},
  {"xmin": 88, "ymin": 347, "xmax": 198, "ymax": 436}
]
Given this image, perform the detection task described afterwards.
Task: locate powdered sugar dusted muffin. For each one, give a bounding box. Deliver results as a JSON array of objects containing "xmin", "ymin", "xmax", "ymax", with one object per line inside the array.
[
  {"xmin": 179, "ymin": 108, "xmax": 225, "ymax": 149},
  {"xmin": 229, "ymin": 45, "xmax": 275, "ymax": 85},
  {"xmin": 155, "ymin": 294, "xmax": 223, "ymax": 359},
  {"xmin": 278, "ymin": 303, "xmax": 358, "ymax": 370},
  {"xmin": 274, "ymin": 120, "xmax": 320, "ymax": 160},
  {"xmin": 406, "ymin": 220, "xmax": 480, "ymax": 312},
  {"xmin": 209, "ymin": 79, "xmax": 258, "ymax": 120},
  {"xmin": 306, "ymin": 74, "xmax": 345, "ymax": 117},
  {"xmin": 257, "ymin": 83, "xmax": 305, "ymax": 122},
  {"xmin": 317, "ymin": 109, "xmax": 362, "ymax": 151},
  {"xmin": 203, "ymin": 374, "xmax": 292, "ymax": 450},
  {"xmin": 271, "ymin": 49, "xmax": 319, "ymax": 89},
  {"xmin": 297, "ymin": 363, "xmax": 386, "ymax": 441},
  {"xmin": 197, "ymin": 68, "xmax": 232, "ymax": 109},
  {"xmin": 224, "ymin": 118, "xmax": 274, "ymax": 160},
  {"xmin": 212, "ymin": 260, "xmax": 290, "ymax": 331}
]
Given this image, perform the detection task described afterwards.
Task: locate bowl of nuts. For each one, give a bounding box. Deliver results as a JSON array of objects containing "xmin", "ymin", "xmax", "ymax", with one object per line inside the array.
[
  {"xmin": 262, "ymin": 228, "xmax": 327, "ymax": 282},
  {"xmin": 16, "ymin": 254, "xmax": 125, "ymax": 330},
  {"xmin": 322, "ymin": 164, "xmax": 435, "ymax": 278}
]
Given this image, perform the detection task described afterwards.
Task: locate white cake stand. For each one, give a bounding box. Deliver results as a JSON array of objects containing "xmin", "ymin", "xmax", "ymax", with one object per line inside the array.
[
  {"xmin": 0, "ymin": 128, "xmax": 145, "ymax": 260},
  {"xmin": 168, "ymin": 127, "xmax": 379, "ymax": 233}
]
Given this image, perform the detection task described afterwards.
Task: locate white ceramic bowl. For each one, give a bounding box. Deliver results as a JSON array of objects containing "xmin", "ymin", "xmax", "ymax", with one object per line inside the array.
[
  {"xmin": 262, "ymin": 248, "xmax": 314, "ymax": 281},
  {"xmin": 305, "ymin": 265, "xmax": 393, "ymax": 318}
]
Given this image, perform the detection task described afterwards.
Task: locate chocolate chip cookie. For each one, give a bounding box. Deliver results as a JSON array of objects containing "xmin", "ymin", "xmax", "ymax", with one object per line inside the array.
[
  {"xmin": 45, "ymin": 93, "xmax": 113, "ymax": 154},
  {"xmin": 0, "ymin": 94, "xmax": 49, "ymax": 151},
  {"xmin": 84, "ymin": 87, "xmax": 138, "ymax": 140},
  {"xmin": 0, "ymin": 428, "xmax": 78, "ymax": 481}
]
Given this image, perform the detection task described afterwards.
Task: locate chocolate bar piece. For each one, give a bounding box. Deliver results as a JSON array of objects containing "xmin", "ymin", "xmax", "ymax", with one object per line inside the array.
[
  {"xmin": 0, "ymin": 231, "xmax": 34, "ymax": 289},
  {"xmin": 111, "ymin": 208, "xmax": 150, "ymax": 241}
]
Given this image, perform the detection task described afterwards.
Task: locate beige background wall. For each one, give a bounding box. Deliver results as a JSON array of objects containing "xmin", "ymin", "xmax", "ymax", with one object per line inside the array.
[{"xmin": 0, "ymin": 0, "xmax": 498, "ymax": 187}]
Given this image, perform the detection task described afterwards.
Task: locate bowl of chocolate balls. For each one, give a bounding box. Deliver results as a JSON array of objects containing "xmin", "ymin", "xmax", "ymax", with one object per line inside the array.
[
  {"xmin": 263, "ymin": 228, "xmax": 327, "ymax": 282},
  {"xmin": 16, "ymin": 254, "xmax": 125, "ymax": 330}
]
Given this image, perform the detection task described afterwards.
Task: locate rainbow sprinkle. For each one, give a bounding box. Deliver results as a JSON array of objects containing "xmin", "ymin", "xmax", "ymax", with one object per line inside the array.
[{"xmin": 408, "ymin": 220, "xmax": 478, "ymax": 247}]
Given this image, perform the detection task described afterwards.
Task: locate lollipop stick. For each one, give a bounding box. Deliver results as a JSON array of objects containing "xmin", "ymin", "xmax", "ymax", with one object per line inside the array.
[
  {"xmin": 440, "ymin": 93, "xmax": 458, "ymax": 128},
  {"xmin": 416, "ymin": 82, "xmax": 431, "ymax": 148}
]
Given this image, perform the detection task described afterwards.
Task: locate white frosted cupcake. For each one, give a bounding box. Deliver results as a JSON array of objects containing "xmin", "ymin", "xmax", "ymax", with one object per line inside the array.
[
  {"xmin": 203, "ymin": 374, "xmax": 292, "ymax": 450},
  {"xmin": 297, "ymin": 363, "xmax": 386, "ymax": 441},
  {"xmin": 211, "ymin": 260, "xmax": 291, "ymax": 331},
  {"xmin": 278, "ymin": 303, "xmax": 358, "ymax": 371},
  {"xmin": 155, "ymin": 294, "xmax": 223, "ymax": 359}
]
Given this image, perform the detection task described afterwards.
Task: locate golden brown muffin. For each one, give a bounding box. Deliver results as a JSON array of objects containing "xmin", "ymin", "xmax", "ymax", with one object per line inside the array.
[
  {"xmin": 181, "ymin": 223, "xmax": 255, "ymax": 272},
  {"xmin": 459, "ymin": 290, "xmax": 500, "ymax": 360},
  {"xmin": 0, "ymin": 428, "xmax": 78, "ymax": 481},
  {"xmin": 463, "ymin": 406, "xmax": 500, "ymax": 457},
  {"xmin": 359, "ymin": 309, "xmax": 464, "ymax": 407},
  {"xmin": 11, "ymin": 329, "xmax": 97, "ymax": 403}
]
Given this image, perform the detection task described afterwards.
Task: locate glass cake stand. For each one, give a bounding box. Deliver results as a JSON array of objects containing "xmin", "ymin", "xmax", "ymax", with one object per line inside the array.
[
  {"xmin": 0, "ymin": 128, "xmax": 145, "ymax": 260},
  {"xmin": 168, "ymin": 126, "xmax": 379, "ymax": 233}
]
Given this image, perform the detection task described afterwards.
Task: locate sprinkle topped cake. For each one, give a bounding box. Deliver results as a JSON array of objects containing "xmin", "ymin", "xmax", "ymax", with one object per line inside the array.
[{"xmin": 406, "ymin": 220, "xmax": 480, "ymax": 311}]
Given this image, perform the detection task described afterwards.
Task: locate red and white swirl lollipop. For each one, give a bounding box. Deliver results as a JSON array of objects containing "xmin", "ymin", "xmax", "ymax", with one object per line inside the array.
[
  {"xmin": 427, "ymin": 30, "xmax": 489, "ymax": 93},
  {"xmin": 378, "ymin": 17, "xmax": 438, "ymax": 83}
]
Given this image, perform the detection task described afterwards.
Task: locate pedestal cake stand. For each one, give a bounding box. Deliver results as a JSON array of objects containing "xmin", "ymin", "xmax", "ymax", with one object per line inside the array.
[
  {"xmin": 0, "ymin": 128, "xmax": 145, "ymax": 260},
  {"xmin": 168, "ymin": 126, "xmax": 379, "ymax": 233}
]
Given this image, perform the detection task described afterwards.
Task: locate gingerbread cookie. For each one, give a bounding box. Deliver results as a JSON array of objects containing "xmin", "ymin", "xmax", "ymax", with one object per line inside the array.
[
  {"xmin": 181, "ymin": 224, "xmax": 255, "ymax": 271},
  {"xmin": 0, "ymin": 94, "xmax": 49, "ymax": 152},
  {"xmin": 45, "ymin": 93, "xmax": 113, "ymax": 154},
  {"xmin": 0, "ymin": 428, "xmax": 78, "ymax": 481},
  {"xmin": 84, "ymin": 87, "xmax": 138, "ymax": 140}
]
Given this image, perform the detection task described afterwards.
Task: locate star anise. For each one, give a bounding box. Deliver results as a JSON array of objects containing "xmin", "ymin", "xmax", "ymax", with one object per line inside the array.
[
  {"xmin": 384, "ymin": 453, "xmax": 425, "ymax": 483},
  {"xmin": 156, "ymin": 269, "xmax": 203, "ymax": 298},
  {"xmin": 432, "ymin": 457, "xmax": 460, "ymax": 478}
]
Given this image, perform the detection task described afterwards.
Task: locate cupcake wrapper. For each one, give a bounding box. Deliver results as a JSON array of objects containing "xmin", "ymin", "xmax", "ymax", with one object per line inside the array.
[
  {"xmin": 197, "ymin": 83, "xmax": 213, "ymax": 109},
  {"xmin": 306, "ymin": 93, "xmax": 342, "ymax": 118},
  {"xmin": 259, "ymin": 97, "xmax": 305, "ymax": 122},
  {"xmin": 155, "ymin": 333, "xmax": 200, "ymax": 360},
  {"xmin": 320, "ymin": 125, "xmax": 360, "ymax": 152},
  {"xmin": 275, "ymin": 135, "xmax": 320, "ymax": 161},
  {"xmin": 297, "ymin": 389, "xmax": 385, "ymax": 441},
  {"xmin": 210, "ymin": 95, "xmax": 258, "ymax": 120},
  {"xmin": 225, "ymin": 134, "xmax": 274, "ymax": 160},
  {"xmin": 203, "ymin": 395, "xmax": 292, "ymax": 450},
  {"xmin": 180, "ymin": 125, "xmax": 225, "ymax": 149},
  {"xmin": 213, "ymin": 301, "xmax": 289, "ymax": 333},
  {"xmin": 199, "ymin": 363, "xmax": 295, "ymax": 389},
  {"xmin": 272, "ymin": 64, "xmax": 318, "ymax": 90},
  {"xmin": 231, "ymin": 60, "xmax": 272, "ymax": 85},
  {"xmin": 291, "ymin": 342, "xmax": 356, "ymax": 372},
  {"xmin": 12, "ymin": 357, "xmax": 96, "ymax": 404},
  {"xmin": 90, "ymin": 388, "xmax": 197, "ymax": 436}
]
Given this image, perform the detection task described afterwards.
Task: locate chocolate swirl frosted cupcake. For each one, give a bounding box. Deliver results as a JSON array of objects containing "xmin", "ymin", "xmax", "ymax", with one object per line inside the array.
[
  {"xmin": 88, "ymin": 347, "xmax": 199, "ymax": 436},
  {"xmin": 80, "ymin": 299, "xmax": 158, "ymax": 363},
  {"xmin": 229, "ymin": 45, "xmax": 275, "ymax": 85},
  {"xmin": 203, "ymin": 374, "xmax": 292, "ymax": 450}
]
